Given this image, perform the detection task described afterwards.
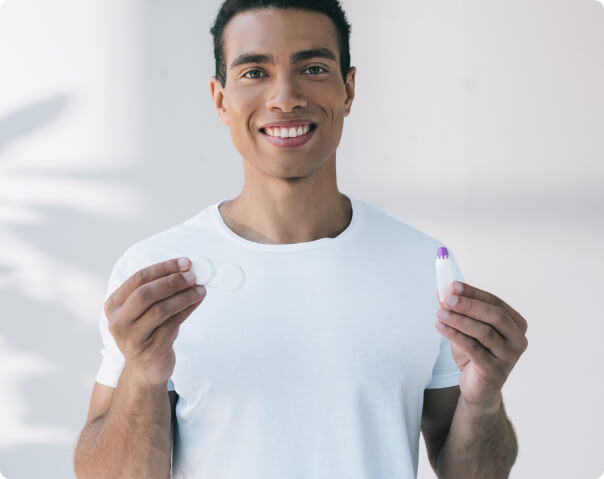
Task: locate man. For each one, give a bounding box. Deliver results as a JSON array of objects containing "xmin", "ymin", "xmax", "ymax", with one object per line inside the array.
[{"xmin": 74, "ymin": 1, "xmax": 528, "ymax": 478}]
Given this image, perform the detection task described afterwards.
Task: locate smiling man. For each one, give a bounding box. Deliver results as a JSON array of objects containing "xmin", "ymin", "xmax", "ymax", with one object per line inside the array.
[
  {"xmin": 75, "ymin": 1, "xmax": 527, "ymax": 478},
  {"xmin": 210, "ymin": 4, "xmax": 355, "ymax": 245}
]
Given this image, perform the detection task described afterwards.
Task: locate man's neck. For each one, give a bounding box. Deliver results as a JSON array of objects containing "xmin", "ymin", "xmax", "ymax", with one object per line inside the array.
[{"xmin": 218, "ymin": 191, "xmax": 352, "ymax": 245}]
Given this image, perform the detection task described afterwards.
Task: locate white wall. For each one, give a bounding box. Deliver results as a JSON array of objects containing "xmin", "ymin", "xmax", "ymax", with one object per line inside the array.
[
  {"xmin": 0, "ymin": 0, "xmax": 603, "ymax": 477},
  {"xmin": 0, "ymin": 1, "xmax": 146, "ymax": 477}
]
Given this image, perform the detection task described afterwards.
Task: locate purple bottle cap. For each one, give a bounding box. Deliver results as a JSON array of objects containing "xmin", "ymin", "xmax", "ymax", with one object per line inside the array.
[{"xmin": 437, "ymin": 247, "xmax": 449, "ymax": 259}]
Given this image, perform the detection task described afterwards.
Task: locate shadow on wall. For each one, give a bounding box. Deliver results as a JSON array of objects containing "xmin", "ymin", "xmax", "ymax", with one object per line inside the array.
[{"xmin": 0, "ymin": 96, "xmax": 143, "ymax": 477}]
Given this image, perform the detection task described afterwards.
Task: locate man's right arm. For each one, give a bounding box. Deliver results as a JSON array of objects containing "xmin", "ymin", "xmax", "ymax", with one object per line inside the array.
[
  {"xmin": 74, "ymin": 365, "xmax": 172, "ymax": 479},
  {"xmin": 74, "ymin": 257, "xmax": 206, "ymax": 478}
]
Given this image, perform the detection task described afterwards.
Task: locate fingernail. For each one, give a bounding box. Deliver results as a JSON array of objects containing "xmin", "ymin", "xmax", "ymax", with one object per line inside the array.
[
  {"xmin": 446, "ymin": 295, "xmax": 458, "ymax": 306},
  {"xmin": 454, "ymin": 282, "xmax": 463, "ymax": 294},
  {"xmin": 183, "ymin": 271, "xmax": 195, "ymax": 284},
  {"xmin": 195, "ymin": 285, "xmax": 206, "ymax": 295},
  {"xmin": 178, "ymin": 257, "xmax": 189, "ymax": 270},
  {"xmin": 438, "ymin": 308, "xmax": 449, "ymax": 319}
]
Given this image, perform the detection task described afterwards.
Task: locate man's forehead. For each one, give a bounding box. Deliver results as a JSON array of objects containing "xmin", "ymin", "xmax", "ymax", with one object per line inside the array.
[{"xmin": 223, "ymin": 8, "xmax": 339, "ymax": 63}]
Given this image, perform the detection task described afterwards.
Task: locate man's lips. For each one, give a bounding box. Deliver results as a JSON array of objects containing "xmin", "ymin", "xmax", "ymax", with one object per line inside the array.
[{"xmin": 259, "ymin": 123, "xmax": 317, "ymax": 147}]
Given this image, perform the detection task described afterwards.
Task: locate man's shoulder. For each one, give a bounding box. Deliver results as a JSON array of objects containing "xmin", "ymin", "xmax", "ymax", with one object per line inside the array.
[
  {"xmin": 358, "ymin": 198, "xmax": 442, "ymax": 250},
  {"xmin": 112, "ymin": 204, "xmax": 216, "ymax": 277}
]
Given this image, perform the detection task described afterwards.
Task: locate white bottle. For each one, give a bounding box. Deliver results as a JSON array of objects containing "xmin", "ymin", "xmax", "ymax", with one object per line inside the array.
[{"xmin": 435, "ymin": 247, "xmax": 455, "ymax": 305}]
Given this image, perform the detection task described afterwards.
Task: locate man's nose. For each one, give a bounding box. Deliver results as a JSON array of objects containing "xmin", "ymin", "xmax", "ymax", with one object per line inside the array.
[{"xmin": 265, "ymin": 74, "xmax": 308, "ymax": 111}]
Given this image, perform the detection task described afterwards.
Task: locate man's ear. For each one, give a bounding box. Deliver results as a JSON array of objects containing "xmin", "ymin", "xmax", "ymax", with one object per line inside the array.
[
  {"xmin": 343, "ymin": 66, "xmax": 356, "ymax": 117},
  {"xmin": 209, "ymin": 76, "xmax": 229, "ymax": 126}
]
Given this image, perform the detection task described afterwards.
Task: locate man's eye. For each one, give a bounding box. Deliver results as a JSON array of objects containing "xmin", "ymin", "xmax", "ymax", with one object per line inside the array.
[
  {"xmin": 243, "ymin": 69, "xmax": 266, "ymax": 79},
  {"xmin": 303, "ymin": 66, "xmax": 327, "ymax": 74},
  {"xmin": 242, "ymin": 66, "xmax": 327, "ymax": 79}
]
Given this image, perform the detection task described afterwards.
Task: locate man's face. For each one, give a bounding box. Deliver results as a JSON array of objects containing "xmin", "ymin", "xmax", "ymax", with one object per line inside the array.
[{"xmin": 210, "ymin": 8, "xmax": 356, "ymax": 179}]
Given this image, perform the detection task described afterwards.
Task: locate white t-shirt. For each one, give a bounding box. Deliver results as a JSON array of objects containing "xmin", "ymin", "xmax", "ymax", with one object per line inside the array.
[{"xmin": 95, "ymin": 195, "xmax": 464, "ymax": 479}]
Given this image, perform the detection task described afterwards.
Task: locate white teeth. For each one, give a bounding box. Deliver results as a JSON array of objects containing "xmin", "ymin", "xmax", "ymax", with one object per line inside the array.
[{"xmin": 264, "ymin": 124, "xmax": 312, "ymax": 138}]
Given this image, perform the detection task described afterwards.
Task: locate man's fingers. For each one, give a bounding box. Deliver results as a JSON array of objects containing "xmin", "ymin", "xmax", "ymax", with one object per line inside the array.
[
  {"xmin": 170, "ymin": 298, "xmax": 203, "ymax": 326},
  {"xmin": 134, "ymin": 286, "xmax": 206, "ymax": 344},
  {"xmin": 452, "ymin": 281, "xmax": 527, "ymax": 335},
  {"xmin": 107, "ymin": 257, "xmax": 190, "ymax": 311},
  {"xmin": 146, "ymin": 300, "xmax": 202, "ymax": 353}
]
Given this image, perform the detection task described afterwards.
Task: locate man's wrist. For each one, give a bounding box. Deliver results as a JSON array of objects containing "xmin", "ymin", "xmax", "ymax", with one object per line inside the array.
[{"xmin": 458, "ymin": 392, "xmax": 503, "ymax": 417}]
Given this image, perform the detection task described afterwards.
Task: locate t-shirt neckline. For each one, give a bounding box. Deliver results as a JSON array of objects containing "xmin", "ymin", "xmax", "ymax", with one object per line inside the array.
[{"xmin": 210, "ymin": 195, "xmax": 361, "ymax": 252}]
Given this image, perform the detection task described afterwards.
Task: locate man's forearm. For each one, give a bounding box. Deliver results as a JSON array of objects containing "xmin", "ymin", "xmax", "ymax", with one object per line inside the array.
[
  {"xmin": 74, "ymin": 364, "xmax": 172, "ymax": 479},
  {"xmin": 436, "ymin": 393, "xmax": 518, "ymax": 479}
]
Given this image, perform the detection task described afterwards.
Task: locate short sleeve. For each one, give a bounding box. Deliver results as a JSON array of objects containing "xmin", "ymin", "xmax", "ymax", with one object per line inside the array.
[
  {"xmin": 426, "ymin": 248, "xmax": 464, "ymax": 389},
  {"xmin": 95, "ymin": 252, "xmax": 175, "ymax": 391}
]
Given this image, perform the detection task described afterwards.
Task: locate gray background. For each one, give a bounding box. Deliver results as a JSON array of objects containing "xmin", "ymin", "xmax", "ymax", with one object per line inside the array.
[{"xmin": 1, "ymin": 0, "xmax": 603, "ymax": 477}]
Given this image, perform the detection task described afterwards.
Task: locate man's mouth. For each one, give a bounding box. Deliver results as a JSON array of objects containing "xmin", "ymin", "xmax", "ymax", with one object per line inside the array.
[
  {"xmin": 259, "ymin": 123, "xmax": 316, "ymax": 138},
  {"xmin": 259, "ymin": 123, "xmax": 317, "ymax": 148}
]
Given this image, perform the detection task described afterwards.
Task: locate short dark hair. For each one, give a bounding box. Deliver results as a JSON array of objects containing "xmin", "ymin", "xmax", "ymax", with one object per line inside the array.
[{"xmin": 210, "ymin": 0, "xmax": 352, "ymax": 88}]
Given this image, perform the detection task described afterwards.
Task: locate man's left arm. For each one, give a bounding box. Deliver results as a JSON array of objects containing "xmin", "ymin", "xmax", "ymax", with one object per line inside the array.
[
  {"xmin": 435, "ymin": 391, "xmax": 518, "ymax": 478},
  {"xmin": 433, "ymin": 281, "xmax": 528, "ymax": 478}
]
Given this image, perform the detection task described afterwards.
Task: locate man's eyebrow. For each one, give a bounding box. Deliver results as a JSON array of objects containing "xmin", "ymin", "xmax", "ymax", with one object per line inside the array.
[{"xmin": 229, "ymin": 47, "xmax": 337, "ymax": 70}]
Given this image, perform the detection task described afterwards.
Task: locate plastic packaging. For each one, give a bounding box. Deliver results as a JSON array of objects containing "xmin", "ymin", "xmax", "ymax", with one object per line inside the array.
[{"xmin": 190, "ymin": 256, "xmax": 245, "ymax": 291}]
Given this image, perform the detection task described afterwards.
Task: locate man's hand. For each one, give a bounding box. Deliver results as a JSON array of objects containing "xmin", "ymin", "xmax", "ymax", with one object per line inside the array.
[
  {"xmin": 435, "ymin": 281, "xmax": 528, "ymax": 414},
  {"xmin": 104, "ymin": 257, "xmax": 207, "ymax": 388}
]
